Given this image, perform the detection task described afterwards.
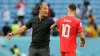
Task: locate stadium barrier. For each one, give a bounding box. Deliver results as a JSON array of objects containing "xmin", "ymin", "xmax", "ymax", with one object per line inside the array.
[{"xmin": 0, "ymin": 36, "xmax": 100, "ymax": 56}]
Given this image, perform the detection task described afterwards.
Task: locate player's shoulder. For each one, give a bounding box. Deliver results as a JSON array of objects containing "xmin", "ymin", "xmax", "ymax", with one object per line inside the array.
[
  {"xmin": 56, "ymin": 16, "xmax": 63, "ymax": 21},
  {"xmin": 55, "ymin": 17, "xmax": 63, "ymax": 23},
  {"xmin": 59, "ymin": 16, "xmax": 67, "ymax": 20},
  {"xmin": 75, "ymin": 18, "xmax": 81, "ymax": 22},
  {"xmin": 62, "ymin": 16, "xmax": 68, "ymax": 18}
]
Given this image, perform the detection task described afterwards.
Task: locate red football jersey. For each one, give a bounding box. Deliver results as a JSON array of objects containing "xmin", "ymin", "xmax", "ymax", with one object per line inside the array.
[{"xmin": 56, "ymin": 15, "xmax": 83, "ymax": 52}]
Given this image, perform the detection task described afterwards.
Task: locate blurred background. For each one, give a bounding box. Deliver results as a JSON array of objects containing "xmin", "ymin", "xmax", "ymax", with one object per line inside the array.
[{"xmin": 0, "ymin": 0, "xmax": 100, "ymax": 56}]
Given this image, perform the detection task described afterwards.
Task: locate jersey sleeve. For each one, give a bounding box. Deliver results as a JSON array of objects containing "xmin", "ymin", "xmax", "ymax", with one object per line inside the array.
[
  {"xmin": 25, "ymin": 19, "xmax": 32, "ymax": 29},
  {"xmin": 77, "ymin": 20, "xmax": 83, "ymax": 32}
]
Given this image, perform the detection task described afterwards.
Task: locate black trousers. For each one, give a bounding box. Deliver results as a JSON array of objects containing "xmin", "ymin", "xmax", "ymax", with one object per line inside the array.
[{"xmin": 28, "ymin": 47, "xmax": 50, "ymax": 56}]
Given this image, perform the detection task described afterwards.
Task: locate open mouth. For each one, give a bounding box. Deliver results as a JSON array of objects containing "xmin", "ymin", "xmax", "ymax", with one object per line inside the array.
[{"xmin": 44, "ymin": 12, "xmax": 48, "ymax": 14}]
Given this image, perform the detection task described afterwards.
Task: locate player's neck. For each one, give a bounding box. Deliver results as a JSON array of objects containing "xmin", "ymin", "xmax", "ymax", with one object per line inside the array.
[
  {"xmin": 68, "ymin": 13, "xmax": 75, "ymax": 16},
  {"xmin": 68, "ymin": 14, "xmax": 75, "ymax": 16},
  {"xmin": 68, "ymin": 11, "xmax": 75, "ymax": 16}
]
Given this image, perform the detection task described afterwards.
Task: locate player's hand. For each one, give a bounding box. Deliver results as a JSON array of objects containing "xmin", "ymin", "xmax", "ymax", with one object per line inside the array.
[
  {"xmin": 80, "ymin": 41, "xmax": 85, "ymax": 47},
  {"xmin": 6, "ymin": 33, "xmax": 13, "ymax": 40}
]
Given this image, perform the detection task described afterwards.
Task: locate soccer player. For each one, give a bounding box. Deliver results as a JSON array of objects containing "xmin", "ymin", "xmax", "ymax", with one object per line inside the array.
[
  {"xmin": 6, "ymin": 2, "xmax": 54, "ymax": 56},
  {"xmin": 51, "ymin": 4, "xmax": 85, "ymax": 56}
]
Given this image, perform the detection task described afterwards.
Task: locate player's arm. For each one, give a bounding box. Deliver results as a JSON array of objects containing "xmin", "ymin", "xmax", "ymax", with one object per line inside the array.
[
  {"xmin": 79, "ymin": 32, "xmax": 85, "ymax": 47},
  {"xmin": 6, "ymin": 25, "xmax": 28, "ymax": 40},
  {"xmin": 77, "ymin": 19, "xmax": 86, "ymax": 47}
]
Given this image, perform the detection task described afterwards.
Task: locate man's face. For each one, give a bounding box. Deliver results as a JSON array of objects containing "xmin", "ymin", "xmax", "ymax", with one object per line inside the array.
[{"xmin": 40, "ymin": 4, "xmax": 49, "ymax": 16}]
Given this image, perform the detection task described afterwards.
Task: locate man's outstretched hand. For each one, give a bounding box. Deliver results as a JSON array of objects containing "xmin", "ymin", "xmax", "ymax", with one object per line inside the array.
[{"xmin": 6, "ymin": 33, "xmax": 13, "ymax": 40}]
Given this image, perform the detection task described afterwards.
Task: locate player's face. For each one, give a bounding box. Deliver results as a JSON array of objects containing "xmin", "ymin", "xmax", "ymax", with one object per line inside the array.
[{"xmin": 40, "ymin": 4, "xmax": 49, "ymax": 16}]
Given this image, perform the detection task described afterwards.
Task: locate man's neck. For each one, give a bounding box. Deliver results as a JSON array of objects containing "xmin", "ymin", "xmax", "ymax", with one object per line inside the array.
[{"xmin": 39, "ymin": 14, "xmax": 44, "ymax": 21}]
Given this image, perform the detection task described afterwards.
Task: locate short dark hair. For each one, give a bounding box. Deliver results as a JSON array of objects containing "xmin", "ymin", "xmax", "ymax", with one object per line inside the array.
[{"xmin": 68, "ymin": 3, "xmax": 76, "ymax": 11}]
